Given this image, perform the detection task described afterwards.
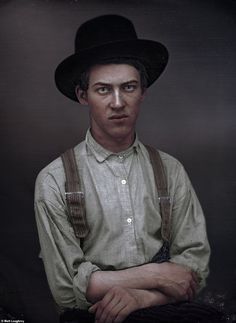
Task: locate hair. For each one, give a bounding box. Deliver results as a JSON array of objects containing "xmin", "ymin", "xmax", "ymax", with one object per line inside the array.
[{"xmin": 76, "ymin": 58, "xmax": 149, "ymax": 93}]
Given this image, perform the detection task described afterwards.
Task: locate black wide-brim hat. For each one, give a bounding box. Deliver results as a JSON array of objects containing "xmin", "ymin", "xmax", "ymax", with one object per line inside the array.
[{"xmin": 55, "ymin": 15, "xmax": 169, "ymax": 102}]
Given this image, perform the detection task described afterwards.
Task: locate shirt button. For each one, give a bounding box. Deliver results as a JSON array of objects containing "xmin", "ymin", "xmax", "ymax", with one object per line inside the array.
[
  {"xmin": 127, "ymin": 218, "xmax": 132, "ymax": 224},
  {"xmin": 121, "ymin": 179, "xmax": 127, "ymax": 185},
  {"xmin": 118, "ymin": 155, "xmax": 124, "ymax": 160}
]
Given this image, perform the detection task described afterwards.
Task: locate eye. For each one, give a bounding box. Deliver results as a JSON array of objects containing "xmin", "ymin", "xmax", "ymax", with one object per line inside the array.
[
  {"xmin": 123, "ymin": 84, "xmax": 137, "ymax": 92},
  {"xmin": 96, "ymin": 86, "xmax": 111, "ymax": 94}
]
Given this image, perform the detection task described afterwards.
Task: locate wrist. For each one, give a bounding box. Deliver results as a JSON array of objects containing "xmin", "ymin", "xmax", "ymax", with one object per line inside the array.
[{"xmin": 132, "ymin": 289, "xmax": 172, "ymax": 308}]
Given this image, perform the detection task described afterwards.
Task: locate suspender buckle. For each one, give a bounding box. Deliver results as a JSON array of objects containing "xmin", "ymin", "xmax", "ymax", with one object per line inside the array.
[
  {"xmin": 158, "ymin": 196, "xmax": 171, "ymax": 203},
  {"xmin": 65, "ymin": 191, "xmax": 84, "ymax": 196},
  {"xmin": 65, "ymin": 191, "xmax": 84, "ymax": 205}
]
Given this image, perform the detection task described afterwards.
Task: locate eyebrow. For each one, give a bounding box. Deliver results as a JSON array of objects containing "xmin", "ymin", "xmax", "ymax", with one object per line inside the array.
[{"xmin": 91, "ymin": 80, "xmax": 139, "ymax": 88}]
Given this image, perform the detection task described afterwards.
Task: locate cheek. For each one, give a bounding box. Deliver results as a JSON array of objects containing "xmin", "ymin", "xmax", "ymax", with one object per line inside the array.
[
  {"xmin": 88, "ymin": 95, "xmax": 108, "ymax": 111},
  {"xmin": 127, "ymin": 92, "xmax": 143, "ymax": 105},
  {"xmin": 90, "ymin": 105, "xmax": 107, "ymax": 124},
  {"xmin": 129, "ymin": 98, "xmax": 142, "ymax": 115}
]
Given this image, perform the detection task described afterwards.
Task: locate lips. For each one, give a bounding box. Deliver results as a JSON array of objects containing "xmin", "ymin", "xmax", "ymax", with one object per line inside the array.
[{"xmin": 109, "ymin": 114, "xmax": 128, "ymax": 120}]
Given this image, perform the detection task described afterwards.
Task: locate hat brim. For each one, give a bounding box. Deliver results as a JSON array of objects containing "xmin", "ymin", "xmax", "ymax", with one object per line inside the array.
[{"xmin": 55, "ymin": 39, "xmax": 168, "ymax": 102}]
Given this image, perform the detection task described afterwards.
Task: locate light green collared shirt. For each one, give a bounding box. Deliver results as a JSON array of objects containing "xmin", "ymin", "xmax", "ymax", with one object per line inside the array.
[{"xmin": 34, "ymin": 130, "xmax": 210, "ymax": 311}]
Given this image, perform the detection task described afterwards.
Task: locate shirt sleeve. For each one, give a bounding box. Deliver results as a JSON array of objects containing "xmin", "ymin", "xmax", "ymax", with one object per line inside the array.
[
  {"xmin": 34, "ymin": 171, "xmax": 100, "ymax": 311},
  {"xmin": 169, "ymin": 162, "xmax": 211, "ymax": 292}
]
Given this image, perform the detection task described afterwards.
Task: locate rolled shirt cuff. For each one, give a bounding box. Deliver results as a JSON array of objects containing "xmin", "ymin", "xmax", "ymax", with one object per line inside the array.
[{"xmin": 73, "ymin": 262, "xmax": 101, "ymax": 309}]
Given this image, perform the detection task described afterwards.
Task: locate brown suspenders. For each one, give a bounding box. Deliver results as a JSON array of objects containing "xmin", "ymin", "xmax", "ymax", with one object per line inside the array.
[
  {"xmin": 61, "ymin": 144, "xmax": 171, "ymax": 262},
  {"xmin": 61, "ymin": 149, "xmax": 89, "ymax": 238},
  {"xmin": 144, "ymin": 145, "xmax": 171, "ymax": 244}
]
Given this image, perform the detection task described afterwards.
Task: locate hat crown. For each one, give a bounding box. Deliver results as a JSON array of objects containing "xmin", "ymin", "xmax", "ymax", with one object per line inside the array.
[{"xmin": 75, "ymin": 15, "xmax": 138, "ymax": 52}]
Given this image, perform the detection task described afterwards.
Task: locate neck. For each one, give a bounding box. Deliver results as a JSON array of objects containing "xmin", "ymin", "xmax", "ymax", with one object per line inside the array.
[{"xmin": 90, "ymin": 130, "xmax": 135, "ymax": 153}]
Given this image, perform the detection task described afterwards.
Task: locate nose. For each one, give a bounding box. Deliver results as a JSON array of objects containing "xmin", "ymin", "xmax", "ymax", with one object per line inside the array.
[{"xmin": 110, "ymin": 89, "xmax": 125, "ymax": 109}]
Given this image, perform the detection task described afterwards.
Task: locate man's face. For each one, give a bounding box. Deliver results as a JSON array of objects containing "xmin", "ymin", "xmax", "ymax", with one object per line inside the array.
[{"xmin": 77, "ymin": 64, "xmax": 146, "ymax": 149}]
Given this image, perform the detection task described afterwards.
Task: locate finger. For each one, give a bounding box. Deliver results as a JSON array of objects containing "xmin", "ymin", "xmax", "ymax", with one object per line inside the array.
[
  {"xmin": 105, "ymin": 301, "xmax": 127, "ymax": 323},
  {"xmin": 98, "ymin": 298, "xmax": 122, "ymax": 323},
  {"xmin": 94, "ymin": 301, "xmax": 106, "ymax": 322},
  {"xmin": 95, "ymin": 291, "xmax": 122, "ymax": 323},
  {"xmin": 183, "ymin": 273, "xmax": 198, "ymax": 301},
  {"xmin": 186, "ymin": 285, "xmax": 194, "ymax": 301},
  {"xmin": 189, "ymin": 278, "xmax": 198, "ymax": 296},
  {"xmin": 113, "ymin": 303, "xmax": 135, "ymax": 323},
  {"xmin": 191, "ymin": 271, "xmax": 199, "ymax": 285},
  {"xmin": 89, "ymin": 302, "xmax": 99, "ymax": 313},
  {"xmin": 94, "ymin": 291, "xmax": 115, "ymax": 321},
  {"xmin": 178, "ymin": 280, "xmax": 194, "ymax": 301}
]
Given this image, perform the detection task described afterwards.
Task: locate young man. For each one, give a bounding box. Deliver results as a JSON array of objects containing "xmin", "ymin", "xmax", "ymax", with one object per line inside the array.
[{"xmin": 35, "ymin": 15, "xmax": 213, "ymax": 323}]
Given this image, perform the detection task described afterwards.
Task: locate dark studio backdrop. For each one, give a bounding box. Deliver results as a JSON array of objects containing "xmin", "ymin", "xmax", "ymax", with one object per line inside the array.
[{"xmin": 0, "ymin": 0, "xmax": 235, "ymax": 322}]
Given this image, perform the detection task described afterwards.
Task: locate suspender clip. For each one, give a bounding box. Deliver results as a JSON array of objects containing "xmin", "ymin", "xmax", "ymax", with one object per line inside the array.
[
  {"xmin": 158, "ymin": 196, "xmax": 171, "ymax": 203},
  {"xmin": 65, "ymin": 191, "xmax": 84, "ymax": 197},
  {"xmin": 65, "ymin": 191, "xmax": 84, "ymax": 205}
]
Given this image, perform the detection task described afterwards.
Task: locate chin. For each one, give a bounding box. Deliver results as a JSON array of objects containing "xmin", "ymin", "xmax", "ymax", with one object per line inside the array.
[{"xmin": 109, "ymin": 128, "xmax": 134, "ymax": 141}]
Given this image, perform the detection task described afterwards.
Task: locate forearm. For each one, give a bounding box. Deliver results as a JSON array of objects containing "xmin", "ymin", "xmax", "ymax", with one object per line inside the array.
[
  {"xmin": 86, "ymin": 263, "xmax": 159, "ymax": 302},
  {"xmin": 86, "ymin": 262, "xmax": 197, "ymax": 303}
]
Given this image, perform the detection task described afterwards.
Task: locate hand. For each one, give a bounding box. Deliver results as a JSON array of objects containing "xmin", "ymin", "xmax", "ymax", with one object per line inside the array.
[
  {"xmin": 147, "ymin": 262, "xmax": 198, "ymax": 301},
  {"xmin": 89, "ymin": 286, "xmax": 141, "ymax": 323}
]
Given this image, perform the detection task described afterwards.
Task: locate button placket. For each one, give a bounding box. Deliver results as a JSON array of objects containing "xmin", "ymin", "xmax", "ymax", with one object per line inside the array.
[
  {"xmin": 107, "ymin": 155, "xmax": 138, "ymax": 263},
  {"xmin": 112, "ymin": 153, "xmax": 139, "ymax": 265}
]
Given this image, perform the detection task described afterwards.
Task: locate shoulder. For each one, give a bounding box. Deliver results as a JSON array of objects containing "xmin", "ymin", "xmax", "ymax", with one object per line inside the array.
[
  {"xmin": 35, "ymin": 140, "xmax": 86, "ymax": 201},
  {"xmin": 140, "ymin": 142, "xmax": 184, "ymax": 174},
  {"xmin": 35, "ymin": 156, "xmax": 64, "ymax": 188},
  {"xmin": 139, "ymin": 143, "xmax": 191, "ymax": 192},
  {"xmin": 159, "ymin": 150, "xmax": 182, "ymax": 169}
]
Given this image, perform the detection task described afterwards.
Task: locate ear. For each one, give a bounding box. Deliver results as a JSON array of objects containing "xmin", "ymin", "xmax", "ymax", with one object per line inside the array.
[{"xmin": 75, "ymin": 85, "xmax": 88, "ymax": 105}]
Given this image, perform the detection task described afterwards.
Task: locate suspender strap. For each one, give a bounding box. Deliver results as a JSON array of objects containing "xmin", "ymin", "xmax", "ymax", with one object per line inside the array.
[
  {"xmin": 61, "ymin": 149, "xmax": 89, "ymax": 238},
  {"xmin": 144, "ymin": 145, "xmax": 171, "ymax": 263},
  {"xmin": 144, "ymin": 145, "xmax": 171, "ymax": 242}
]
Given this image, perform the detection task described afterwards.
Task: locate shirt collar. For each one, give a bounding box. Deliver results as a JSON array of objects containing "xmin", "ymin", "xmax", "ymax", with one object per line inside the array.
[{"xmin": 86, "ymin": 129, "xmax": 140, "ymax": 163}]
